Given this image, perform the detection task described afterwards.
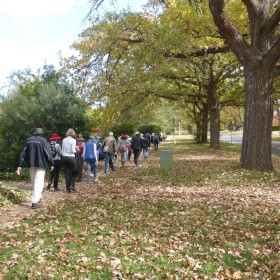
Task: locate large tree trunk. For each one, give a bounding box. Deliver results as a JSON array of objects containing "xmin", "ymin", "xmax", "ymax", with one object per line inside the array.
[
  {"xmin": 209, "ymin": 105, "xmax": 220, "ymax": 149},
  {"xmin": 241, "ymin": 66, "xmax": 274, "ymax": 171},
  {"xmin": 209, "ymin": 0, "xmax": 280, "ymax": 170},
  {"xmin": 207, "ymin": 67, "xmax": 220, "ymax": 149}
]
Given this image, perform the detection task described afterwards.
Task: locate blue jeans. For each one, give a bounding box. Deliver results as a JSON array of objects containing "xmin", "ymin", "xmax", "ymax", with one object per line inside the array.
[
  {"xmin": 86, "ymin": 158, "xmax": 97, "ymax": 181},
  {"xmin": 143, "ymin": 148, "xmax": 148, "ymax": 159},
  {"xmin": 105, "ymin": 152, "xmax": 115, "ymax": 173}
]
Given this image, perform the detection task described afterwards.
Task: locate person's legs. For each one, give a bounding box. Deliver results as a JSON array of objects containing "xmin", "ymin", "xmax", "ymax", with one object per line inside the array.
[
  {"xmin": 133, "ymin": 150, "xmax": 137, "ymax": 166},
  {"xmin": 77, "ymin": 155, "xmax": 83, "ymax": 181},
  {"xmin": 104, "ymin": 153, "xmax": 109, "ymax": 173},
  {"xmin": 154, "ymin": 142, "xmax": 158, "ymax": 150},
  {"xmin": 53, "ymin": 160, "xmax": 60, "ymax": 190},
  {"xmin": 109, "ymin": 153, "xmax": 115, "ymax": 171},
  {"xmin": 134, "ymin": 150, "xmax": 141, "ymax": 167},
  {"xmin": 70, "ymin": 172, "xmax": 78, "ymax": 190},
  {"xmin": 62, "ymin": 157, "xmax": 72, "ymax": 192},
  {"xmin": 29, "ymin": 167, "xmax": 36, "ymax": 202},
  {"xmin": 93, "ymin": 158, "xmax": 98, "ymax": 180},
  {"xmin": 31, "ymin": 168, "xmax": 45, "ymax": 204},
  {"xmin": 143, "ymin": 148, "xmax": 148, "ymax": 159},
  {"xmin": 47, "ymin": 170, "xmax": 54, "ymax": 189},
  {"xmin": 86, "ymin": 160, "xmax": 91, "ymax": 181}
]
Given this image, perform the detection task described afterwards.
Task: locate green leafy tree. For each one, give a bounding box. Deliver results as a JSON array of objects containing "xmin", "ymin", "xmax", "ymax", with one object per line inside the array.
[
  {"xmin": 64, "ymin": 1, "xmax": 244, "ymax": 149},
  {"xmin": 0, "ymin": 67, "xmax": 89, "ymax": 171},
  {"xmin": 83, "ymin": 1, "xmax": 280, "ymax": 171}
]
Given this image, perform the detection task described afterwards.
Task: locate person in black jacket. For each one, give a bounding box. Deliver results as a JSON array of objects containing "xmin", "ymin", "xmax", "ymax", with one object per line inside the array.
[
  {"xmin": 131, "ymin": 131, "xmax": 144, "ymax": 167},
  {"xmin": 17, "ymin": 128, "xmax": 54, "ymax": 209},
  {"xmin": 142, "ymin": 134, "xmax": 150, "ymax": 159}
]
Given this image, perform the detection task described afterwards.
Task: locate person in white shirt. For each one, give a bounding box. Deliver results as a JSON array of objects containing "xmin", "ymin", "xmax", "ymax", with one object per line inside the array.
[{"xmin": 61, "ymin": 128, "xmax": 78, "ymax": 193}]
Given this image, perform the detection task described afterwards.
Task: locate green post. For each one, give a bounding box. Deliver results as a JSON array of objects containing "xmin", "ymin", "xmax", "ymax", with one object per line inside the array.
[{"xmin": 160, "ymin": 150, "xmax": 173, "ymax": 169}]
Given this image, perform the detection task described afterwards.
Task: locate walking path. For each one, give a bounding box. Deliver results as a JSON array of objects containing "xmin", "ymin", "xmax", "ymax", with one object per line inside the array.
[{"xmin": 1, "ymin": 139, "xmax": 280, "ymax": 232}]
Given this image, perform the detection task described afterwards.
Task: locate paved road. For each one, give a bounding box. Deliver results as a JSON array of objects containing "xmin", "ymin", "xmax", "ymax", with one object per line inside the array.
[{"xmin": 220, "ymin": 133, "xmax": 280, "ymax": 157}]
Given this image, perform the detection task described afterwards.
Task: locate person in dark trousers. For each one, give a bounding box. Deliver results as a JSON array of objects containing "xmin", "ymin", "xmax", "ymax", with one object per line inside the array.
[
  {"xmin": 142, "ymin": 134, "xmax": 150, "ymax": 159},
  {"xmin": 131, "ymin": 131, "xmax": 144, "ymax": 167},
  {"xmin": 17, "ymin": 128, "xmax": 54, "ymax": 209},
  {"xmin": 61, "ymin": 128, "xmax": 79, "ymax": 193},
  {"xmin": 46, "ymin": 133, "xmax": 62, "ymax": 191},
  {"xmin": 153, "ymin": 133, "xmax": 160, "ymax": 150},
  {"xmin": 101, "ymin": 132, "xmax": 117, "ymax": 173},
  {"xmin": 75, "ymin": 134, "xmax": 85, "ymax": 182}
]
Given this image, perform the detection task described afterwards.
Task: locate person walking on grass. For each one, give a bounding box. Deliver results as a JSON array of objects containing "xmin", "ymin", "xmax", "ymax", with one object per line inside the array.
[
  {"xmin": 131, "ymin": 131, "xmax": 144, "ymax": 167},
  {"xmin": 101, "ymin": 132, "xmax": 117, "ymax": 173},
  {"xmin": 142, "ymin": 134, "xmax": 150, "ymax": 159},
  {"xmin": 83, "ymin": 134, "xmax": 99, "ymax": 182},
  {"xmin": 153, "ymin": 133, "xmax": 160, "ymax": 150},
  {"xmin": 75, "ymin": 134, "xmax": 85, "ymax": 182},
  {"xmin": 17, "ymin": 128, "xmax": 54, "ymax": 209},
  {"xmin": 118, "ymin": 134, "xmax": 131, "ymax": 167},
  {"xmin": 46, "ymin": 133, "xmax": 62, "ymax": 191},
  {"xmin": 61, "ymin": 128, "xmax": 79, "ymax": 193}
]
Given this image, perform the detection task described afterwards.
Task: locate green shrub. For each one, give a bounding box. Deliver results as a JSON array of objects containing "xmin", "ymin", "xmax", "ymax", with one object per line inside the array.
[{"xmin": 0, "ymin": 169, "xmax": 30, "ymax": 181}]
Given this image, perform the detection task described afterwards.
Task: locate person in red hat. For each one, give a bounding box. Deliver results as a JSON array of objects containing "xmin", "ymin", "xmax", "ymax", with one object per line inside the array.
[
  {"xmin": 46, "ymin": 133, "xmax": 62, "ymax": 191},
  {"xmin": 117, "ymin": 134, "xmax": 131, "ymax": 167}
]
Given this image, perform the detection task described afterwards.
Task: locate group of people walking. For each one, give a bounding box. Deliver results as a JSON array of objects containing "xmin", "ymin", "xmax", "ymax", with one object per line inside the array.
[{"xmin": 17, "ymin": 128, "xmax": 161, "ymax": 209}]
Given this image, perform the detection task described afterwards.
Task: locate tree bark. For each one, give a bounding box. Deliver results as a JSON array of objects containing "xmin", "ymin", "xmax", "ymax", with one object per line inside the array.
[
  {"xmin": 209, "ymin": 0, "xmax": 280, "ymax": 171},
  {"xmin": 209, "ymin": 105, "xmax": 220, "ymax": 149},
  {"xmin": 241, "ymin": 66, "xmax": 274, "ymax": 171}
]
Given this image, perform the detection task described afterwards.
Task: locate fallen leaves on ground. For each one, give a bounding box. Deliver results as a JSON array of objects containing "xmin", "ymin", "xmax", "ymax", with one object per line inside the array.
[{"xmin": 0, "ymin": 145, "xmax": 279, "ymax": 279}]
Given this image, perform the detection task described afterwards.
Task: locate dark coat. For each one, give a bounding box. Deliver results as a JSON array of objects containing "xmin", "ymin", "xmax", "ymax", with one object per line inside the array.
[
  {"xmin": 142, "ymin": 137, "xmax": 150, "ymax": 149},
  {"xmin": 18, "ymin": 135, "xmax": 54, "ymax": 169},
  {"xmin": 131, "ymin": 134, "xmax": 144, "ymax": 151}
]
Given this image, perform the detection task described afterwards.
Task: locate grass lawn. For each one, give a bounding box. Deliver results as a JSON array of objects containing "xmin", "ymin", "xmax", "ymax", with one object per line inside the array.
[{"xmin": 0, "ymin": 140, "xmax": 279, "ymax": 279}]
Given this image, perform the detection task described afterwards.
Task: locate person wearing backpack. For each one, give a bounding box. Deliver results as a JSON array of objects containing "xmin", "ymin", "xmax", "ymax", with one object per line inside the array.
[
  {"xmin": 101, "ymin": 132, "xmax": 117, "ymax": 173},
  {"xmin": 117, "ymin": 134, "xmax": 131, "ymax": 167},
  {"xmin": 83, "ymin": 134, "xmax": 99, "ymax": 182},
  {"xmin": 46, "ymin": 133, "xmax": 62, "ymax": 191},
  {"xmin": 142, "ymin": 134, "xmax": 150, "ymax": 159},
  {"xmin": 131, "ymin": 131, "xmax": 144, "ymax": 167}
]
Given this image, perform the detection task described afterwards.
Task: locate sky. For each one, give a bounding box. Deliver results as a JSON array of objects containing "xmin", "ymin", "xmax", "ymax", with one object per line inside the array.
[{"xmin": 0, "ymin": 0, "xmax": 146, "ymax": 91}]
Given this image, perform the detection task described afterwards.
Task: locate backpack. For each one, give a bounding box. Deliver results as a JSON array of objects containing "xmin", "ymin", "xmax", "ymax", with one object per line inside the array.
[
  {"xmin": 119, "ymin": 144, "xmax": 126, "ymax": 153},
  {"xmin": 49, "ymin": 141, "xmax": 57, "ymax": 157},
  {"xmin": 77, "ymin": 142, "xmax": 84, "ymax": 155}
]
